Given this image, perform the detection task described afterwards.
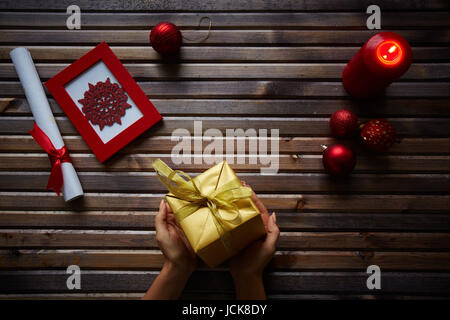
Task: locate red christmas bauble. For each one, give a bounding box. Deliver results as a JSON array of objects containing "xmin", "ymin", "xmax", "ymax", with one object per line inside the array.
[
  {"xmin": 329, "ymin": 109, "xmax": 359, "ymax": 138},
  {"xmin": 150, "ymin": 22, "xmax": 182, "ymax": 56},
  {"xmin": 322, "ymin": 144, "xmax": 356, "ymax": 176},
  {"xmin": 361, "ymin": 118, "xmax": 397, "ymax": 152}
]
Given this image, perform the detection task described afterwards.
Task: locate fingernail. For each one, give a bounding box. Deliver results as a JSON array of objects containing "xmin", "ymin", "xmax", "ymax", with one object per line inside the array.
[{"xmin": 273, "ymin": 212, "xmax": 277, "ymax": 223}]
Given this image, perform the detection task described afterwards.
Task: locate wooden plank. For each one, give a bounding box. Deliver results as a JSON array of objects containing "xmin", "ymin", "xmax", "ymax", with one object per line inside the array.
[
  {"xmin": 0, "ymin": 293, "xmax": 146, "ymax": 300},
  {"xmin": 1, "ymin": 230, "xmax": 449, "ymax": 250},
  {"xmin": 0, "ymin": 192, "xmax": 299, "ymax": 211},
  {"xmin": 1, "ymin": 0, "xmax": 448, "ymax": 11},
  {"xmin": 4, "ymin": 98, "xmax": 450, "ymax": 117},
  {"xmin": 1, "ymin": 211, "xmax": 450, "ymax": 231},
  {"xmin": 2, "ymin": 271, "xmax": 450, "ymax": 296},
  {"xmin": 2, "ymin": 293, "xmax": 448, "ymax": 300},
  {"xmin": 1, "ymin": 30, "xmax": 449, "ymax": 45},
  {"xmin": 1, "ymin": 136, "xmax": 449, "ymax": 155},
  {"xmin": 3, "ymin": 81, "xmax": 449, "ymax": 98},
  {"xmin": 0, "ymin": 193, "xmax": 448, "ymax": 213},
  {"xmin": 1, "ymin": 12, "xmax": 450, "ymax": 28},
  {"xmin": 2, "ymin": 63, "xmax": 449, "ymax": 80},
  {"xmin": 2, "ymin": 293, "xmax": 449, "ymax": 300},
  {"xmin": 272, "ymin": 252, "xmax": 450, "ymax": 271},
  {"xmin": 1, "ymin": 117, "xmax": 449, "ymax": 137},
  {"xmin": 297, "ymin": 195, "xmax": 450, "ymax": 213},
  {"xmin": 1, "ymin": 154, "xmax": 448, "ymax": 173},
  {"xmin": 1, "ymin": 270, "xmax": 449, "ymax": 295},
  {"xmin": 1, "ymin": 172, "xmax": 449, "ymax": 194},
  {"xmin": 0, "ymin": 211, "xmax": 159, "ymax": 230},
  {"xmin": 1, "ymin": 250, "xmax": 449, "ymax": 271},
  {"xmin": 0, "ymin": 98, "xmax": 13, "ymax": 113},
  {"xmin": 0, "ymin": 0, "xmax": 448, "ymax": 302},
  {"xmin": 1, "ymin": 46, "xmax": 448, "ymax": 62}
]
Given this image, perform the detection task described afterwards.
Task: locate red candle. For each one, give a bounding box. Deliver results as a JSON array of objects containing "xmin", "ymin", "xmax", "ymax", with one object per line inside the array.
[{"xmin": 342, "ymin": 32, "xmax": 412, "ymax": 98}]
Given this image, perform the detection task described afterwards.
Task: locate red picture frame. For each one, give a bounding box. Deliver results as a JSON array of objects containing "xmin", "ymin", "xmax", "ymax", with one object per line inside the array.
[{"xmin": 45, "ymin": 42, "xmax": 162, "ymax": 162}]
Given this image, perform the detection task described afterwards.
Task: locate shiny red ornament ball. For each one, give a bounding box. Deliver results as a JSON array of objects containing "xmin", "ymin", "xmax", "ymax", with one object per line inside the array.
[
  {"xmin": 150, "ymin": 22, "xmax": 182, "ymax": 56},
  {"xmin": 329, "ymin": 109, "xmax": 359, "ymax": 138},
  {"xmin": 322, "ymin": 144, "xmax": 356, "ymax": 176},
  {"xmin": 361, "ymin": 118, "xmax": 397, "ymax": 152}
]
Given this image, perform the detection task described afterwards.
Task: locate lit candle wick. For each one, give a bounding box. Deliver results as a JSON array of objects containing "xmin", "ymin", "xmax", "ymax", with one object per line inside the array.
[{"xmin": 376, "ymin": 41, "xmax": 403, "ymax": 65}]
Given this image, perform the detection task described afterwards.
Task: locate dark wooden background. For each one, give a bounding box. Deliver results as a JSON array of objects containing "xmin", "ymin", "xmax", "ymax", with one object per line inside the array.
[{"xmin": 0, "ymin": 0, "xmax": 449, "ymax": 299}]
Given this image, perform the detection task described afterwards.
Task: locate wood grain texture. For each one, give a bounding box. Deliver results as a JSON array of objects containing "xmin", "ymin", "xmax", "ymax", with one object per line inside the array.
[
  {"xmin": 1, "ymin": 154, "xmax": 449, "ymax": 173},
  {"xmin": 1, "ymin": 12, "xmax": 450, "ymax": 28},
  {"xmin": 1, "ymin": 211, "xmax": 450, "ymax": 231},
  {"xmin": 3, "ymin": 81, "xmax": 450, "ymax": 98},
  {"xmin": 1, "ymin": 1, "xmax": 449, "ymax": 299},
  {"xmin": 1, "ymin": 250, "xmax": 449, "ymax": 271},
  {"xmin": 1, "ymin": 230, "xmax": 450, "ymax": 250},
  {"xmin": 0, "ymin": 270, "xmax": 448, "ymax": 295},
  {"xmin": 1, "ymin": 30, "xmax": 449, "ymax": 45},
  {"xmin": 3, "ymin": 98, "xmax": 450, "ymax": 117},
  {"xmin": 2, "ymin": 293, "xmax": 449, "ymax": 300},
  {"xmin": 1, "ymin": 172, "xmax": 449, "ymax": 194},
  {"xmin": 1, "ymin": 0, "xmax": 448, "ymax": 11},
  {"xmin": 2, "ymin": 63, "xmax": 450, "ymax": 80},
  {"xmin": 0, "ymin": 98, "xmax": 13, "ymax": 113},
  {"xmin": 1, "ymin": 117, "xmax": 450, "ymax": 137},
  {"xmin": 1, "ymin": 136, "xmax": 449, "ymax": 155},
  {"xmin": 2, "ymin": 46, "xmax": 449, "ymax": 62},
  {"xmin": 1, "ymin": 193, "xmax": 449, "ymax": 212}
]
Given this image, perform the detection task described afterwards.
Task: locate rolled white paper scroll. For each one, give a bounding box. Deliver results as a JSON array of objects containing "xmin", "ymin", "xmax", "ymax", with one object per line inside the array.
[{"xmin": 10, "ymin": 47, "xmax": 84, "ymax": 202}]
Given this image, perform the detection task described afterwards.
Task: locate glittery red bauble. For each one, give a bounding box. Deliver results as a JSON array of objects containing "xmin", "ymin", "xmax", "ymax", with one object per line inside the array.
[
  {"xmin": 361, "ymin": 118, "xmax": 397, "ymax": 152},
  {"xmin": 329, "ymin": 109, "xmax": 359, "ymax": 138},
  {"xmin": 150, "ymin": 22, "xmax": 182, "ymax": 56},
  {"xmin": 322, "ymin": 144, "xmax": 356, "ymax": 176}
]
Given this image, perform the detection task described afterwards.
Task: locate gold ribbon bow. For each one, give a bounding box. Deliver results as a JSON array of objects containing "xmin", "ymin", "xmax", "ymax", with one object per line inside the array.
[{"xmin": 152, "ymin": 159, "xmax": 253, "ymax": 253}]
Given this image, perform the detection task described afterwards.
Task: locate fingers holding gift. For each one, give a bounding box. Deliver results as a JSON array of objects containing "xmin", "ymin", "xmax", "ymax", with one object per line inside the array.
[
  {"xmin": 155, "ymin": 199, "xmax": 172, "ymax": 248},
  {"xmin": 264, "ymin": 212, "xmax": 280, "ymax": 252},
  {"xmin": 242, "ymin": 180, "xmax": 270, "ymax": 228},
  {"xmin": 166, "ymin": 206, "xmax": 178, "ymax": 226},
  {"xmin": 155, "ymin": 199, "xmax": 169, "ymax": 233},
  {"xmin": 162, "ymin": 201, "xmax": 195, "ymax": 256},
  {"xmin": 165, "ymin": 202, "xmax": 173, "ymax": 214}
]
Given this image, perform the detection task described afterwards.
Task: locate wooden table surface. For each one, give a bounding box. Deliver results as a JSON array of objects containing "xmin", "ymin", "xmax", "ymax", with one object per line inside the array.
[{"xmin": 0, "ymin": 0, "xmax": 450, "ymax": 299}]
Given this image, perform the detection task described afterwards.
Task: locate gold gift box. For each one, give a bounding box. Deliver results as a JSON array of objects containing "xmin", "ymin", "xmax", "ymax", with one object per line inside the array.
[{"xmin": 156, "ymin": 160, "xmax": 266, "ymax": 267}]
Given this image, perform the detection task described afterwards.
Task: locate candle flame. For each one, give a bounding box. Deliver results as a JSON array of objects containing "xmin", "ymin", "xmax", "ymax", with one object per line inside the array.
[{"xmin": 376, "ymin": 40, "xmax": 404, "ymax": 66}]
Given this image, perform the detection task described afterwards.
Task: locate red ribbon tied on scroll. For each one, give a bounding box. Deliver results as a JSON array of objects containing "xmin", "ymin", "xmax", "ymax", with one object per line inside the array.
[{"xmin": 29, "ymin": 123, "xmax": 72, "ymax": 196}]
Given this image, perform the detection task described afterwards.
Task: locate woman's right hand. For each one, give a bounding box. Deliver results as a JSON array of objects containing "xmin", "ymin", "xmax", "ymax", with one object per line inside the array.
[{"xmin": 229, "ymin": 182, "xmax": 280, "ymax": 282}]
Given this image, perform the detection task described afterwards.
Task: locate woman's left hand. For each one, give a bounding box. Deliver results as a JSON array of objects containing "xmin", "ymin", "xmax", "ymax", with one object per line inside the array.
[{"xmin": 155, "ymin": 199, "xmax": 197, "ymax": 274}]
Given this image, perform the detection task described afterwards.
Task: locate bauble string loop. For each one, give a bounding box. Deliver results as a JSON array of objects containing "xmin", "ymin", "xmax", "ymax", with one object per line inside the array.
[{"xmin": 182, "ymin": 16, "xmax": 212, "ymax": 43}]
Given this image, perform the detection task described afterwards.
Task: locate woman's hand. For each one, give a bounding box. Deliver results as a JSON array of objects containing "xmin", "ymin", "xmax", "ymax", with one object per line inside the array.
[
  {"xmin": 142, "ymin": 200, "xmax": 196, "ymax": 299},
  {"xmin": 229, "ymin": 182, "xmax": 280, "ymax": 299},
  {"xmin": 155, "ymin": 199, "xmax": 197, "ymax": 274}
]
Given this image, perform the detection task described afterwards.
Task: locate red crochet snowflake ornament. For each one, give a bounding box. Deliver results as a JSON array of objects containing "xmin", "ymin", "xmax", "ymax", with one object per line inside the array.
[{"xmin": 78, "ymin": 77, "xmax": 131, "ymax": 130}]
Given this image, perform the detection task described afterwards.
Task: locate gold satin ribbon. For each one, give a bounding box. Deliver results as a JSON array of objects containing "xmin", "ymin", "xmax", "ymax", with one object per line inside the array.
[{"xmin": 152, "ymin": 159, "xmax": 252, "ymax": 253}]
